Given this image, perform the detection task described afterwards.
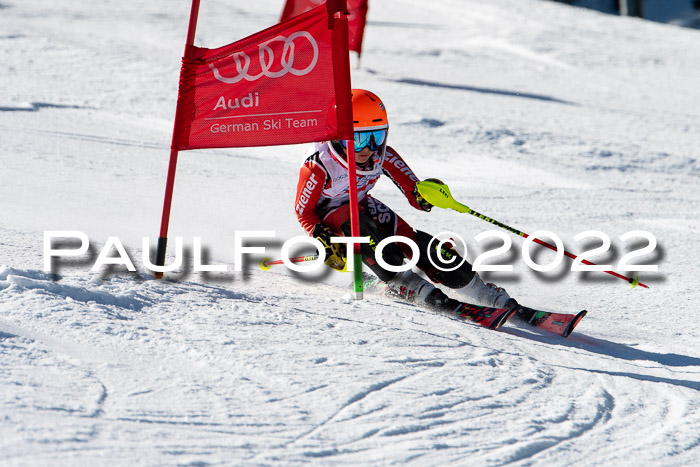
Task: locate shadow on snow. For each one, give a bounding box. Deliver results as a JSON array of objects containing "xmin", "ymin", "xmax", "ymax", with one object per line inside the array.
[{"xmin": 505, "ymin": 326, "xmax": 700, "ymax": 391}]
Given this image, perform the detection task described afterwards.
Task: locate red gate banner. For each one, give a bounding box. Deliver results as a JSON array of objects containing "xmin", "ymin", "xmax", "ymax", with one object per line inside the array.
[
  {"xmin": 280, "ymin": 0, "xmax": 368, "ymax": 55},
  {"xmin": 172, "ymin": 3, "xmax": 353, "ymax": 150}
]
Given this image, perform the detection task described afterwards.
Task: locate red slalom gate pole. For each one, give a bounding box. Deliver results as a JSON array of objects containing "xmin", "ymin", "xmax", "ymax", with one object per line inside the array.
[
  {"xmin": 155, "ymin": 0, "xmax": 202, "ymax": 278},
  {"xmin": 346, "ymin": 144, "xmax": 364, "ymax": 299}
]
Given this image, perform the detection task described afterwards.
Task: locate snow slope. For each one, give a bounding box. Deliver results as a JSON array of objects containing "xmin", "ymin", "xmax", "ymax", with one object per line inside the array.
[{"xmin": 1, "ymin": 0, "xmax": 699, "ymax": 464}]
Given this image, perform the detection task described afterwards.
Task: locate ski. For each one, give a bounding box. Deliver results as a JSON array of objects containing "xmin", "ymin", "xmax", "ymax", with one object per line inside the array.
[
  {"xmin": 357, "ymin": 274, "xmax": 585, "ymax": 336},
  {"xmin": 515, "ymin": 306, "xmax": 587, "ymax": 338},
  {"xmin": 442, "ymin": 300, "xmax": 518, "ymax": 330},
  {"xmin": 358, "ymin": 274, "xmax": 516, "ymax": 331}
]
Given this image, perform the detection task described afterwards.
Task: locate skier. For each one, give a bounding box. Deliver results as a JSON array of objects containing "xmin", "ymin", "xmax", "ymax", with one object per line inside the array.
[{"xmin": 294, "ymin": 89, "xmax": 518, "ymax": 312}]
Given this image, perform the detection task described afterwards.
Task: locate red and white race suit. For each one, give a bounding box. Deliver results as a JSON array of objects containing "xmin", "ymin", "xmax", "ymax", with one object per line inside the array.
[
  {"xmin": 293, "ymin": 140, "xmax": 474, "ymax": 287},
  {"xmin": 294, "ymin": 141, "xmax": 424, "ymax": 236}
]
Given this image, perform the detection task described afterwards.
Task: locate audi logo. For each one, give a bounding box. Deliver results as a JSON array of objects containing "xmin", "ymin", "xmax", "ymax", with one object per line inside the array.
[{"xmin": 210, "ymin": 32, "xmax": 319, "ymax": 84}]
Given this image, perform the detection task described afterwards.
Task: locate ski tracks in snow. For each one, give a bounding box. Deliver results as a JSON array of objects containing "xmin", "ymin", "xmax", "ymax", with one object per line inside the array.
[
  {"xmin": 239, "ymin": 276, "xmax": 700, "ymax": 464},
  {"xmin": 0, "ymin": 265, "xmax": 264, "ymax": 463},
  {"xmin": 233, "ymin": 287, "xmax": 612, "ymax": 464},
  {"xmin": 1, "ymin": 263, "xmax": 698, "ymax": 464},
  {"xmin": 498, "ymin": 326, "xmax": 700, "ymax": 465}
]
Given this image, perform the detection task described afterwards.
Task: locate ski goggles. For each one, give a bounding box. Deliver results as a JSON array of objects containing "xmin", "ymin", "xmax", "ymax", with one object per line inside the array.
[{"xmin": 342, "ymin": 129, "xmax": 387, "ymax": 152}]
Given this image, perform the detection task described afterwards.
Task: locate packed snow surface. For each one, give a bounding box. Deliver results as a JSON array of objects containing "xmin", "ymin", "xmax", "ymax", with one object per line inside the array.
[{"xmin": 1, "ymin": 0, "xmax": 699, "ymax": 465}]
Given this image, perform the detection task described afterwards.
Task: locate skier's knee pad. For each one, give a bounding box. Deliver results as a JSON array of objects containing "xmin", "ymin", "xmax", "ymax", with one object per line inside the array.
[{"xmin": 414, "ymin": 230, "xmax": 475, "ymax": 289}]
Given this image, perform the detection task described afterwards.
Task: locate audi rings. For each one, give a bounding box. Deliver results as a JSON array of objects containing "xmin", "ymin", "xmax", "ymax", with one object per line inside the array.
[{"xmin": 210, "ymin": 31, "xmax": 319, "ymax": 84}]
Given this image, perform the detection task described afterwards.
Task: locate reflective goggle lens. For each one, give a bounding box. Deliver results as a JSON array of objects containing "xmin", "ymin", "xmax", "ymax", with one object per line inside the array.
[{"xmin": 342, "ymin": 130, "xmax": 387, "ymax": 151}]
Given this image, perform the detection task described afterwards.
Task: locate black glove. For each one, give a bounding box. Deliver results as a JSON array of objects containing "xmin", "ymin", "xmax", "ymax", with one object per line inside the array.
[
  {"xmin": 312, "ymin": 224, "xmax": 346, "ymax": 271},
  {"xmin": 413, "ymin": 187, "xmax": 433, "ymax": 212},
  {"xmin": 414, "ymin": 178, "xmax": 446, "ymax": 212}
]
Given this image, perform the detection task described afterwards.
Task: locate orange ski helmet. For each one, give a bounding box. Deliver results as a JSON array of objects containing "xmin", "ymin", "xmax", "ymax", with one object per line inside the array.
[
  {"xmin": 351, "ymin": 89, "xmax": 389, "ymax": 131},
  {"xmin": 340, "ymin": 89, "xmax": 389, "ymax": 155},
  {"xmin": 333, "ymin": 89, "xmax": 390, "ymax": 175}
]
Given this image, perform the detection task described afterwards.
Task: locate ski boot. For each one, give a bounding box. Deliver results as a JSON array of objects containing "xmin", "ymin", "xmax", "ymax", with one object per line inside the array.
[
  {"xmin": 456, "ymin": 272, "xmax": 519, "ymax": 312},
  {"xmin": 385, "ymin": 270, "xmax": 451, "ymax": 310}
]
